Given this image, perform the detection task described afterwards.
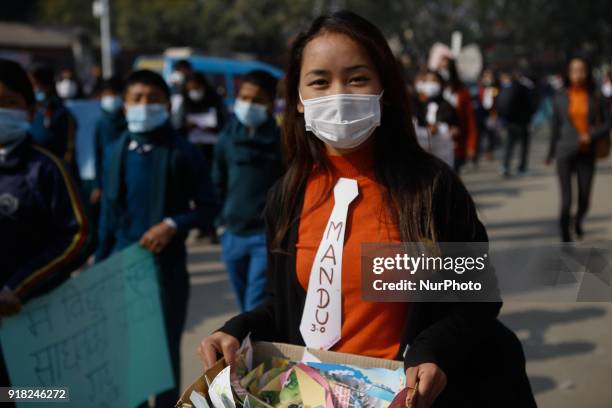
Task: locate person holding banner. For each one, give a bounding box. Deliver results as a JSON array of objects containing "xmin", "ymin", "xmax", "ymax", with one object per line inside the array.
[
  {"xmin": 0, "ymin": 58, "xmax": 92, "ymax": 395},
  {"xmin": 96, "ymin": 70, "xmax": 218, "ymax": 407},
  {"xmin": 176, "ymin": 71, "xmax": 227, "ymax": 162},
  {"xmin": 198, "ymin": 11, "xmax": 535, "ymax": 408}
]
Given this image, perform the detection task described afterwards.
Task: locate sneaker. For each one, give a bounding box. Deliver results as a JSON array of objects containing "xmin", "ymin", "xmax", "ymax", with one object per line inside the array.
[
  {"xmin": 575, "ymin": 222, "xmax": 584, "ymax": 240},
  {"xmin": 498, "ymin": 166, "xmax": 511, "ymax": 178}
]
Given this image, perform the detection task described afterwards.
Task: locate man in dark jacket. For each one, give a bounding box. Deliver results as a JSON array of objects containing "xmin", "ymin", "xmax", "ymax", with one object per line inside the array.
[
  {"xmin": 96, "ymin": 70, "xmax": 218, "ymax": 407},
  {"xmin": 212, "ymin": 70, "xmax": 282, "ymax": 312},
  {"xmin": 0, "ymin": 58, "xmax": 92, "ymax": 400},
  {"xmin": 497, "ymin": 71, "xmax": 537, "ymax": 177}
]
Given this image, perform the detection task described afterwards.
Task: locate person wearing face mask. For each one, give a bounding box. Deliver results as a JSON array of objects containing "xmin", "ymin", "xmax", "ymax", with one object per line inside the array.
[
  {"xmin": 55, "ymin": 67, "xmax": 83, "ymax": 101},
  {"xmin": 0, "ymin": 59, "xmax": 92, "ymax": 397},
  {"xmin": 169, "ymin": 59, "xmax": 192, "ymax": 95},
  {"xmin": 496, "ymin": 70, "xmax": 538, "ymax": 178},
  {"xmin": 413, "ymin": 69, "xmax": 460, "ymax": 167},
  {"xmin": 29, "ymin": 64, "xmax": 79, "ymax": 176},
  {"xmin": 91, "ymin": 76, "xmax": 126, "ymax": 209},
  {"xmin": 96, "ymin": 70, "xmax": 218, "ymax": 407},
  {"xmin": 177, "ymin": 72, "xmax": 227, "ymax": 243},
  {"xmin": 212, "ymin": 69, "xmax": 282, "ymax": 312},
  {"xmin": 199, "ymin": 11, "xmax": 535, "ymax": 408},
  {"xmin": 475, "ymin": 68, "xmax": 500, "ymax": 162},
  {"xmin": 169, "ymin": 59, "xmax": 193, "ymax": 126},
  {"xmin": 177, "ymin": 72, "xmax": 226, "ymax": 166}
]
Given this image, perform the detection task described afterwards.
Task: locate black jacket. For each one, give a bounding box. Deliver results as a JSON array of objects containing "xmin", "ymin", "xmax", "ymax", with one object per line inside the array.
[
  {"xmin": 96, "ymin": 124, "xmax": 219, "ymax": 262},
  {"xmin": 212, "ymin": 116, "xmax": 282, "ymax": 235},
  {"xmin": 0, "ymin": 137, "xmax": 92, "ymax": 301},
  {"xmin": 497, "ymin": 80, "xmax": 536, "ymax": 126},
  {"xmin": 219, "ymin": 166, "xmax": 535, "ymax": 407}
]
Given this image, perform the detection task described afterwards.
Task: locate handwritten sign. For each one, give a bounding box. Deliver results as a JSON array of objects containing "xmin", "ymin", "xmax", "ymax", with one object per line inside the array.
[
  {"xmin": 0, "ymin": 244, "xmax": 173, "ymax": 407},
  {"xmin": 299, "ymin": 178, "xmax": 359, "ymax": 350}
]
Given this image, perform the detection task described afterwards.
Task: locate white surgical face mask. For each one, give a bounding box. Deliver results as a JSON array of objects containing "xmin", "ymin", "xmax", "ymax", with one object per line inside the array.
[
  {"xmin": 234, "ymin": 99, "xmax": 268, "ymax": 128},
  {"xmin": 0, "ymin": 108, "xmax": 30, "ymax": 145},
  {"xmin": 126, "ymin": 104, "xmax": 169, "ymax": 133},
  {"xmin": 100, "ymin": 95, "xmax": 123, "ymax": 113},
  {"xmin": 56, "ymin": 79, "xmax": 78, "ymax": 99},
  {"xmin": 188, "ymin": 89, "xmax": 205, "ymax": 102},
  {"xmin": 418, "ymin": 81, "xmax": 441, "ymax": 98},
  {"xmin": 602, "ymin": 82, "xmax": 612, "ymax": 98},
  {"xmin": 169, "ymin": 71, "xmax": 185, "ymax": 87},
  {"xmin": 300, "ymin": 91, "xmax": 383, "ymax": 149}
]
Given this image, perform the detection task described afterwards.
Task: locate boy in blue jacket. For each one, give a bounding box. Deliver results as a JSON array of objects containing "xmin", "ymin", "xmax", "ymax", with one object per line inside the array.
[
  {"xmin": 96, "ymin": 70, "xmax": 218, "ymax": 407},
  {"xmin": 0, "ymin": 59, "xmax": 92, "ymax": 397}
]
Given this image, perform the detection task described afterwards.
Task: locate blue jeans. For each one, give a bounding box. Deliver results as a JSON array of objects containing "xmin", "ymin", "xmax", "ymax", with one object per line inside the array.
[{"xmin": 220, "ymin": 231, "xmax": 268, "ymax": 311}]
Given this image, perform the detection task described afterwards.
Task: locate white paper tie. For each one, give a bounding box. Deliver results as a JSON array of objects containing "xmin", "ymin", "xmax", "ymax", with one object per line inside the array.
[{"xmin": 299, "ymin": 177, "xmax": 359, "ymax": 350}]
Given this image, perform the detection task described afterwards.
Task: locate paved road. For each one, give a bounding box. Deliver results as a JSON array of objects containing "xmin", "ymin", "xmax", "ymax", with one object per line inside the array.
[{"xmin": 180, "ymin": 126, "xmax": 612, "ymax": 407}]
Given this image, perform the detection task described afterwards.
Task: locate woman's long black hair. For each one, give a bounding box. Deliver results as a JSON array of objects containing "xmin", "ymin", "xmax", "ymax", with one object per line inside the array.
[{"xmin": 271, "ymin": 10, "xmax": 468, "ymax": 251}]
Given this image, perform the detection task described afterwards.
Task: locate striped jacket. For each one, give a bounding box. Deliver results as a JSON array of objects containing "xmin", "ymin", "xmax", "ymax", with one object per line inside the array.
[{"xmin": 0, "ymin": 136, "xmax": 92, "ymax": 301}]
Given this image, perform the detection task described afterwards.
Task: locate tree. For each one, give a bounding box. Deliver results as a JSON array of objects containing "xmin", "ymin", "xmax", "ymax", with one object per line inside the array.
[{"xmin": 23, "ymin": 0, "xmax": 612, "ymax": 71}]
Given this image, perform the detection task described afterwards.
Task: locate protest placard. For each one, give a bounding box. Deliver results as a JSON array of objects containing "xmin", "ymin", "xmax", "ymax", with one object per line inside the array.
[{"xmin": 0, "ymin": 244, "xmax": 173, "ymax": 407}]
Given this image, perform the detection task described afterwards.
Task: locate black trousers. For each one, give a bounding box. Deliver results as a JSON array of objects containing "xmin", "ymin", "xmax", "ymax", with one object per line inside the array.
[
  {"xmin": 556, "ymin": 152, "xmax": 596, "ymax": 241},
  {"xmin": 478, "ymin": 127, "xmax": 497, "ymax": 156},
  {"xmin": 503, "ymin": 123, "xmax": 530, "ymax": 172},
  {"xmin": 138, "ymin": 255, "xmax": 190, "ymax": 407},
  {"xmin": 155, "ymin": 257, "xmax": 190, "ymax": 407}
]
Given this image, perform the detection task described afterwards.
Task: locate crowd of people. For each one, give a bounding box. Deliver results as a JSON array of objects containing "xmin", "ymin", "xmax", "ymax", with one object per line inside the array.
[
  {"xmin": 411, "ymin": 54, "xmax": 611, "ymax": 245},
  {"xmin": 411, "ymin": 55, "xmax": 537, "ymax": 176},
  {"xmin": 1, "ymin": 8, "xmax": 611, "ymax": 407}
]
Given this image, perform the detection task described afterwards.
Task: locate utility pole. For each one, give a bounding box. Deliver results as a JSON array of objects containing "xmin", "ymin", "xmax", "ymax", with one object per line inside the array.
[
  {"xmin": 451, "ymin": 31, "xmax": 463, "ymax": 58},
  {"xmin": 93, "ymin": 0, "xmax": 113, "ymax": 78}
]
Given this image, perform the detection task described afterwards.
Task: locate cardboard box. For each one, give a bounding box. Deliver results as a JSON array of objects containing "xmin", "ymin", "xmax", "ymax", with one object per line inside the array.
[{"xmin": 176, "ymin": 341, "xmax": 404, "ymax": 407}]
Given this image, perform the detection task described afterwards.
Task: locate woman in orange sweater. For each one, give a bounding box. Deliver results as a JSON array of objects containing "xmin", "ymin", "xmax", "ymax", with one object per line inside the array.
[
  {"xmin": 547, "ymin": 57, "xmax": 611, "ymax": 241},
  {"xmin": 198, "ymin": 11, "xmax": 534, "ymax": 407}
]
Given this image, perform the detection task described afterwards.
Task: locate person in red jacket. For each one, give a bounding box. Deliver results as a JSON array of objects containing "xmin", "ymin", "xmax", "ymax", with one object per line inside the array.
[{"xmin": 438, "ymin": 56, "xmax": 478, "ymax": 173}]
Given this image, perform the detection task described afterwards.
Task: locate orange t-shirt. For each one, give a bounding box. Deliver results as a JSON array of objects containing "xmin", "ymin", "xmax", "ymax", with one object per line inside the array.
[
  {"xmin": 568, "ymin": 86, "xmax": 589, "ymax": 135},
  {"xmin": 295, "ymin": 143, "xmax": 408, "ymax": 359}
]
